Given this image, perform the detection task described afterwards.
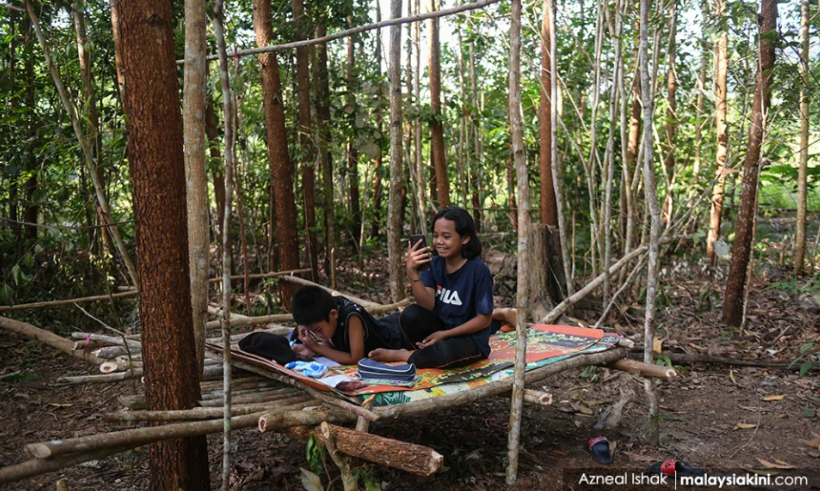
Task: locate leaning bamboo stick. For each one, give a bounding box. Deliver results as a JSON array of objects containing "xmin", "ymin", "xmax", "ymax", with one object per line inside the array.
[
  {"xmin": 0, "ymin": 317, "xmax": 104, "ymax": 365},
  {"xmin": 607, "ymin": 358, "xmax": 676, "ymax": 380},
  {"xmin": 207, "ymin": 268, "xmax": 312, "ymax": 283},
  {"xmin": 277, "ymin": 276, "xmax": 384, "ymax": 309},
  {"xmin": 70, "ymin": 333, "xmax": 142, "ymax": 350},
  {"xmin": 0, "ymin": 291, "xmax": 138, "ymax": 312}
]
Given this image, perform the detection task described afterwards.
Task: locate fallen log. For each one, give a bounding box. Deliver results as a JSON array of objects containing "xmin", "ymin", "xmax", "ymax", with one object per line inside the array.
[
  {"xmin": 315, "ymin": 423, "xmax": 443, "ymax": 476},
  {"xmin": 104, "ymin": 397, "xmax": 319, "ymax": 422},
  {"xmin": 628, "ymin": 349, "xmax": 820, "ymax": 372},
  {"xmin": 200, "ymin": 382, "xmax": 283, "ymax": 400},
  {"xmin": 69, "ymin": 333, "xmax": 141, "ymax": 350},
  {"xmin": 258, "ymin": 408, "xmax": 358, "ymax": 432},
  {"xmin": 0, "ymin": 317, "xmax": 104, "ymax": 365},
  {"xmin": 59, "ymin": 362, "xmax": 224, "ymax": 384},
  {"xmin": 92, "ymin": 346, "xmax": 131, "ymax": 359},
  {"xmin": 0, "ymin": 291, "xmax": 138, "ymax": 312},
  {"xmin": 523, "ymin": 389, "xmax": 554, "ymax": 406},
  {"xmin": 607, "ymin": 359, "xmax": 676, "ymax": 380}
]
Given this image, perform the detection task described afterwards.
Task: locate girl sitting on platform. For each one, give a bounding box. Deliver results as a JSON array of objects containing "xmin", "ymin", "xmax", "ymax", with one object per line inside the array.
[{"xmin": 370, "ymin": 207, "xmax": 515, "ymax": 369}]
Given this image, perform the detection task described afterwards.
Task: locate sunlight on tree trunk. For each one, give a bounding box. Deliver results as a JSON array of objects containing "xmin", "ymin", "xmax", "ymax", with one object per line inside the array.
[
  {"xmin": 427, "ymin": 0, "xmax": 449, "ymax": 208},
  {"xmin": 117, "ymin": 0, "xmax": 210, "ymax": 486},
  {"xmin": 723, "ymin": 0, "xmax": 777, "ymax": 328},
  {"xmin": 794, "ymin": 0, "xmax": 809, "ymax": 274},
  {"xmin": 707, "ymin": 0, "xmax": 728, "ymax": 265},
  {"xmin": 388, "ymin": 0, "xmax": 406, "ymax": 304},
  {"xmin": 182, "ymin": 0, "xmax": 209, "ymax": 378}
]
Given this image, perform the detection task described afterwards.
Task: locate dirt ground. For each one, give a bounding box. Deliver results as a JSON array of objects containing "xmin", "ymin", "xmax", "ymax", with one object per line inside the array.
[{"xmin": 1, "ymin": 254, "xmax": 819, "ymax": 490}]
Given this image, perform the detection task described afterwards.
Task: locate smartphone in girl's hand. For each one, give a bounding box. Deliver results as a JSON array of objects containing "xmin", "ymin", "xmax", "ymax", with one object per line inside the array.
[{"xmin": 408, "ymin": 234, "xmax": 432, "ymax": 272}]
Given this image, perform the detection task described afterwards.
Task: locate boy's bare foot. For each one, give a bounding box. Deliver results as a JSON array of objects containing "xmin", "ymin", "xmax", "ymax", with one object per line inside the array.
[
  {"xmin": 368, "ymin": 348, "xmax": 412, "ymax": 363},
  {"xmin": 492, "ymin": 307, "xmax": 518, "ymax": 326}
]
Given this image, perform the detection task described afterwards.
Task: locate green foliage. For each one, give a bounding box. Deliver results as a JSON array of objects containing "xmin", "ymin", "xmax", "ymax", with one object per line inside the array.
[
  {"xmin": 789, "ymin": 342, "xmax": 818, "ymax": 378},
  {"xmin": 305, "ymin": 434, "xmax": 325, "ymax": 475}
]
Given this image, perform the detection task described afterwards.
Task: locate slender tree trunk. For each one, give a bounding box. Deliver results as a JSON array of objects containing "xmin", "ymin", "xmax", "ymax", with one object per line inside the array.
[
  {"xmin": 72, "ymin": 1, "xmax": 110, "ymax": 254},
  {"xmin": 182, "ymin": 0, "xmax": 210, "ymax": 378},
  {"xmin": 212, "ymin": 3, "xmax": 236, "ymax": 487},
  {"xmin": 661, "ymin": 0, "xmax": 677, "ymax": 226},
  {"xmin": 707, "ymin": 0, "xmax": 728, "ymax": 264},
  {"xmin": 427, "ymin": 0, "xmax": 449, "ymax": 208},
  {"xmin": 548, "ymin": 0, "xmax": 573, "ymax": 302},
  {"xmin": 109, "ymin": 0, "xmax": 125, "ymax": 104},
  {"xmin": 413, "ymin": 0, "xmax": 427, "ymax": 232},
  {"xmin": 372, "ymin": 0, "xmax": 384, "ymax": 238},
  {"xmin": 603, "ymin": 0, "xmax": 625, "ymax": 303},
  {"xmin": 539, "ymin": 0, "xmax": 557, "ymax": 227},
  {"xmin": 314, "ymin": 22, "xmax": 335, "ymax": 288},
  {"xmin": 7, "ymin": 11, "xmax": 18, "ymax": 251},
  {"xmin": 723, "ymin": 0, "xmax": 777, "ymax": 327},
  {"xmin": 346, "ymin": 18, "xmax": 362, "ymax": 248},
  {"xmin": 507, "ymin": 158, "xmax": 517, "ymax": 230},
  {"xmin": 388, "ymin": 0, "xmax": 406, "ymax": 303},
  {"xmin": 623, "ymin": 63, "xmax": 641, "ymax": 261},
  {"xmin": 23, "ymin": 17, "xmax": 37, "ymax": 241},
  {"xmin": 506, "ymin": 0, "xmax": 529, "ymax": 482},
  {"xmin": 469, "ymin": 41, "xmax": 481, "ymax": 230},
  {"xmin": 693, "ymin": 0, "xmax": 708, "ymax": 175},
  {"xmin": 405, "ymin": 9, "xmax": 417, "ymax": 234},
  {"xmin": 638, "ymin": 0, "xmax": 660, "ymax": 447},
  {"xmin": 118, "ymin": 0, "xmax": 210, "ymax": 486},
  {"xmin": 794, "ymin": 0, "xmax": 809, "ymax": 274},
  {"xmin": 293, "ymin": 0, "xmax": 317, "ymax": 279},
  {"xmin": 253, "ymin": 0, "xmax": 300, "ymax": 309},
  {"xmin": 456, "ymin": 14, "xmax": 468, "ymax": 208},
  {"xmin": 206, "ymin": 102, "xmax": 226, "ymax": 238},
  {"xmin": 26, "ymin": 0, "xmax": 139, "ymax": 288}
]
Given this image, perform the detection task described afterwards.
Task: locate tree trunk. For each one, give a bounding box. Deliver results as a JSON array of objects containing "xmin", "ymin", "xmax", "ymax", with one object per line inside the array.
[
  {"xmin": 388, "ymin": 0, "xmax": 406, "ymax": 303},
  {"xmin": 722, "ymin": 0, "xmax": 777, "ymax": 327},
  {"xmin": 372, "ymin": 0, "xmax": 384, "ymax": 238},
  {"xmin": 23, "ymin": 16, "xmax": 37, "ymax": 241},
  {"xmin": 507, "ymin": 157, "xmax": 517, "ymax": 230},
  {"xmin": 405, "ymin": 8, "xmax": 417, "ymax": 234},
  {"xmin": 182, "ymin": 0, "xmax": 210, "ymax": 377},
  {"xmin": 693, "ymin": 0, "xmax": 708, "ymax": 175},
  {"xmin": 206, "ymin": 101, "xmax": 226, "ymax": 238},
  {"xmin": 347, "ymin": 19, "xmax": 362, "ymax": 247},
  {"xmin": 469, "ymin": 41, "xmax": 481, "ymax": 230},
  {"xmin": 661, "ymin": 0, "xmax": 677, "ymax": 226},
  {"xmin": 72, "ymin": 1, "xmax": 110, "ymax": 254},
  {"xmin": 118, "ymin": 0, "xmax": 210, "ymax": 486},
  {"xmin": 293, "ymin": 0, "xmax": 317, "ymax": 279},
  {"xmin": 539, "ymin": 0, "xmax": 557, "ymax": 227},
  {"xmin": 707, "ymin": 0, "xmax": 729, "ymax": 265},
  {"xmin": 109, "ymin": 0, "xmax": 125, "ymax": 104},
  {"xmin": 314, "ymin": 21, "xmax": 336, "ymax": 289},
  {"xmin": 253, "ymin": 0, "xmax": 300, "ymax": 310},
  {"xmin": 794, "ymin": 0, "xmax": 809, "ymax": 274},
  {"xmin": 413, "ymin": 0, "xmax": 427, "ymax": 233},
  {"xmin": 427, "ymin": 0, "xmax": 449, "ymax": 208},
  {"xmin": 638, "ymin": 0, "xmax": 661, "ymax": 446},
  {"xmin": 506, "ymin": 0, "xmax": 529, "ymax": 482}
]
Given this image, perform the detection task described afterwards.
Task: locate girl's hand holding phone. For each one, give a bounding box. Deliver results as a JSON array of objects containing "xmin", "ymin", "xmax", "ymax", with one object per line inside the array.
[{"xmin": 406, "ymin": 238, "xmax": 432, "ymax": 276}]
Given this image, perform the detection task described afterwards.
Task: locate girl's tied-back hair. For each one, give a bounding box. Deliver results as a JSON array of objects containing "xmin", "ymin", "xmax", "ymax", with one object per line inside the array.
[{"xmin": 431, "ymin": 207, "xmax": 482, "ymax": 259}]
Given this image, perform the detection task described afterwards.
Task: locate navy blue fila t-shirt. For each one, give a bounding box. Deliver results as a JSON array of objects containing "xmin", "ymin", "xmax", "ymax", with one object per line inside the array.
[{"xmin": 420, "ymin": 256, "xmax": 494, "ymax": 357}]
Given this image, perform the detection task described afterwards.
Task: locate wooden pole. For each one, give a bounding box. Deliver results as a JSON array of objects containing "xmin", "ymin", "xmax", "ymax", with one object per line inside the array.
[
  {"xmin": 207, "ymin": 268, "xmax": 312, "ymax": 283},
  {"xmin": 105, "ymin": 398, "xmax": 318, "ymax": 422},
  {"xmin": 607, "ymin": 359, "xmax": 676, "ymax": 380},
  {"xmin": 0, "ymin": 291, "xmax": 137, "ymax": 312},
  {"xmin": 0, "ymin": 317, "xmax": 105, "ymax": 365},
  {"xmin": 506, "ymin": 0, "xmax": 529, "ymax": 482},
  {"xmin": 174, "ymin": 0, "xmax": 502, "ymax": 64},
  {"xmin": 204, "ymin": 298, "xmax": 408, "ymax": 328},
  {"xmin": 278, "ymin": 275, "xmax": 384, "ymax": 309}
]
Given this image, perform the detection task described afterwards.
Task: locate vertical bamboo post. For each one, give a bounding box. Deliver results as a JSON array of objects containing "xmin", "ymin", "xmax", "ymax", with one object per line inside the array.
[
  {"xmin": 505, "ymin": 0, "xmax": 529, "ymax": 482},
  {"xmin": 213, "ymin": 1, "xmax": 234, "ymax": 487}
]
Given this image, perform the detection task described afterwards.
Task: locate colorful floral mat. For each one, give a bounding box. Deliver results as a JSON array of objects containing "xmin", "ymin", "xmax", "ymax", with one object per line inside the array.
[{"xmin": 329, "ymin": 324, "xmax": 622, "ymax": 406}]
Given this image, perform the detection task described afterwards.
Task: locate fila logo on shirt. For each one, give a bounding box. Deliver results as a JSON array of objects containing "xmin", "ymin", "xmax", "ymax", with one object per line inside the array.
[{"xmin": 436, "ymin": 286, "xmax": 463, "ymax": 306}]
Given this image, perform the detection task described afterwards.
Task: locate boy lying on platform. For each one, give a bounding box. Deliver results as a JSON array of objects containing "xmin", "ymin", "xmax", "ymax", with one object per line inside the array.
[{"xmin": 290, "ymin": 286, "xmax": 405, "ymax": 365}]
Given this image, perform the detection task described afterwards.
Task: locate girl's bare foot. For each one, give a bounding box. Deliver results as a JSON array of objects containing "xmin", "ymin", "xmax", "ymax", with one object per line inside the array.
[
  {"xmin": 368, "ymin": 348, "xmax": 413, "ymax": 363},
  {"xmin": 492, "ymin": 307, "xmax": 517, "ymax": 326}
]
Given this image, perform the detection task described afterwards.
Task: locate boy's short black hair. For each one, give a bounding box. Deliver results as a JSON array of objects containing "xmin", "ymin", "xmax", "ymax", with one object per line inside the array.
[
  {"xmin": 431, "ymin": 206, "xmax": 482, "ymax": 259},
  {"xmin": 292, "ymin": 286, "xmax": 337, "ymax": 325}
]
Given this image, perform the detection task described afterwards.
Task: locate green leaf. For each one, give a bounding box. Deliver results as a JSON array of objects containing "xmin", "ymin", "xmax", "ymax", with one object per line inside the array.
[
  {"xmin": 300, "ymin": 468, "xmax": 323, "ymax": 491},
  {"xmin": 0, "ymin": 283, "xmax": 14, "ymax": 305},
  {"xmin": 800, "ymin": 361, "xmax": 812, "ymax": 378},
  {"xmin": 801, "ymin": 343, "xmax": 814, "ymax": 354},
  {"xmin": 11, "ymin": 265, "xmax": 22, "ymax": 286}
]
